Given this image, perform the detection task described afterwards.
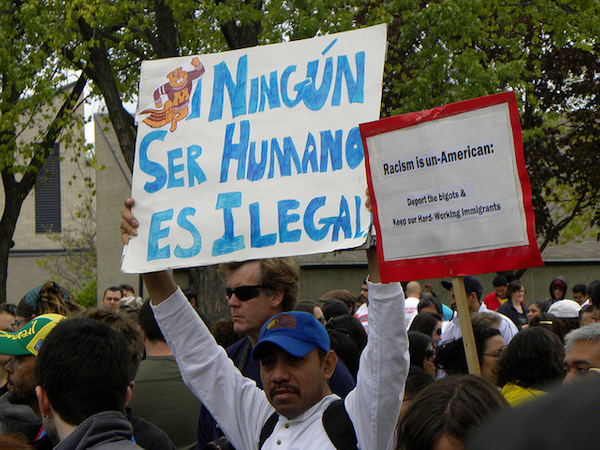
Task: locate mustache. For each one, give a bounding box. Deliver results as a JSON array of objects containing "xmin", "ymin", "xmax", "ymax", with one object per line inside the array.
[{"xmin": 269, "ymin": 384, "xmax": 300, "ymax": 397}]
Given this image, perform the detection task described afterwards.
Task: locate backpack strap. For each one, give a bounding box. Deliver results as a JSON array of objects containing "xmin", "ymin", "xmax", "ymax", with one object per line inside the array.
[
  {"xmin": 258, "ymin": 412, "xmax": 279, "ymax": 449},
  {"xmin": 322, "ymin": 399, "xmax": 358, "ymax": 450},
  {"xmin": 258, "ymin": 400, "xmax": 358, "ymax": 450}
]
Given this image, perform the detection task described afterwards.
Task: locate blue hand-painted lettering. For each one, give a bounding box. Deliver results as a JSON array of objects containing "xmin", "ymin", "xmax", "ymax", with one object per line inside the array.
[
  {"xmin": 139, "ymin": 131, "xmax": 168, "ymax": 194},
  {"xmin": 219, "ymin": 122, "xmax": 365, "ymax": 182},
  {"xmin": 278, "ymin": 199, "xmax": 301, "ymax": 243},
  {"xmin": 174, "ymin": 207, "xmax": 202, "ymax": 258},
  {"xmin": 143, "ymin": 192, "xmax": 368, "ymax": 260},
  {"xmin": 209, "ymin": 55, "xmax": 248, "ymax": 122},
  {"xmin": 208, "ymin": 48, "xmax": 365, "ymax": 122},
  {"xmin": 167, "ymin": 148, "xmax": 185, "ymax": 188},
  {"xmin": 148, "ymin": 209, "xmax": 173, "ymax": 260},
  {"xmin": 250, "ymin": 202, "xmax": 277, "ymax": 248},
  {"xmin": 212, "ymin": 192, "xmax": 245, "ymax": 256}
]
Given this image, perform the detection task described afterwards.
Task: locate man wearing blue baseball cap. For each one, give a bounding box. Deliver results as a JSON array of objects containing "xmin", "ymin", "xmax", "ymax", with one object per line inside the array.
[
  {"xmin": 121, "ymin": 199, "xmax": 409, "ymax": 449},
  {"xmin": 250, "ymin": 311, "xmax": 338, "ymax": 422}
]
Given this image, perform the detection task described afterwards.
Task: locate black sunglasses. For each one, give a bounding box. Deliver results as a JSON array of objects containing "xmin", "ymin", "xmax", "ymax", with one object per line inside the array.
[{"xmin": 226, "ymin": 285, "xmax": 268, "ymax": 301}]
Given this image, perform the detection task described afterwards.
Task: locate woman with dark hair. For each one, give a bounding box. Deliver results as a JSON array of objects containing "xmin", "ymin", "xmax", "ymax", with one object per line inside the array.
[
  {"xmin": 435, "ymin": 324, "xmax": 504, "ymax": 386},
  {"xmin": 409, "ymin": 312, "xmax": 443, "ymax": 347},
  {"xmin": 295, "ymin": 300, "xmax": 325, "ymax": 324},
  {"xmin": 398, "ymin": 366, "xmax": 434, "ymax": 419},
  {"xmin": 497, "ymin": 280, "xmax": 527, "ymax": 330},
  {"xmin": 327, "ymin": 328, "xmax": 361, "ymax": 381},
  {"xmin": 417, "ymin": 295, "xmax": 444, "ymax": 317},
  {"xmin": 326, "ymin": 314, "xmax": 367, "ymax": 353},
  {"xmin": 408, "ymin": 331, "xmax": 436, "ymax": 376},
  {"xmin": 528, "ymin": 312, "xmax": 566, "ymax": 343},
  {"xmin": 395, "ymin": 375, "xmax": 507, "ymax": 450},
  {"xmin": 497, "ymin": 327, "xmax": 565, "ymax": 406}
]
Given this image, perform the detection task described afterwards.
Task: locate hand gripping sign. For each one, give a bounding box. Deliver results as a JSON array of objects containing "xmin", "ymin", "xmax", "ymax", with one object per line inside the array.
[
  {"xmin": 121, "ymin": 25, "xmax": 387, "ymax": 273},
  {"xmin": 360, "ymin": 91, "xmax": 543, "ymax": 283}
]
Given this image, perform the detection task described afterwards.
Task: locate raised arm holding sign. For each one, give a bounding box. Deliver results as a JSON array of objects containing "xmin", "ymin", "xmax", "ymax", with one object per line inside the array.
[
  {"xmin": 121, "ymin": 25, "xmax": 388, "ymax": 274},
  {"xmin": 119, "ymin": 25, "xmax": 410, "ymax": 449},
  {"xmin": 120, "ymin": 196, "xmax": 408, "ymax": 450}
]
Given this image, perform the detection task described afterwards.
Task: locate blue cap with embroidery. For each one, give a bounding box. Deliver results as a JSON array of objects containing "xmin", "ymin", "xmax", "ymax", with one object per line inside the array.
[{"xmin": 251, "ymin": 311, "xmax": 330, "ymax": 361}]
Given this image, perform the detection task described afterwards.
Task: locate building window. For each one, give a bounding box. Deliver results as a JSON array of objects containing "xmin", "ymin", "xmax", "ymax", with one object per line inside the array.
[{"xmin": 35, "ymin": 144, "xmax": 61, "ymax": 233}]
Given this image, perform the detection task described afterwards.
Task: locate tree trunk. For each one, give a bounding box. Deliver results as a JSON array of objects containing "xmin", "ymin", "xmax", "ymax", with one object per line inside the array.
[
  {"xmin": 188, "ymin": 265, "xmax": 227, "ymax": 322},
  {"xmin": 76, "ymin": 18, "xmax": 137, "ymax": 172},
  {"xmin": 0, "ymin": 74, "xmax": 87, "ymax": 303},
  {"xmin": 0, "ymin": 170, "xmax": 39, "ymax": 304},
  {"xmin": 217, "ymin": 0, "xmax": 263, "ymax": 50}
]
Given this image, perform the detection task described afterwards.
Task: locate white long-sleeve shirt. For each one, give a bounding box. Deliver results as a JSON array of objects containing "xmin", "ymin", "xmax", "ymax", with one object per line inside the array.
[
  {"xmin": 152, "ymin": 280, "xmax": 408, "ymax": 449},
  {"xmin": 440, "ymin": 302, "xmax": 518, "ymax": 346}
]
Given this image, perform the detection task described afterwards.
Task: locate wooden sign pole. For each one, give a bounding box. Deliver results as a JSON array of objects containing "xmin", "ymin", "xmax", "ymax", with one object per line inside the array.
[{"xmin": 452, "ymin": 277, "xmax": 481, "ymax": 376}]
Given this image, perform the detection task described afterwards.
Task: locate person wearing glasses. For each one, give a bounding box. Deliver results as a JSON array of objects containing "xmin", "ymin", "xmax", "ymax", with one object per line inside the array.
[
  {"xmin": 563, "ymin": 322, "xmax": 600, "ymax": 384},
  {"xmin": 123, "ymin": 204, "xmax": 354, "ymax": 448},
  {"xmin": 409, "ymin": 311, "xmax": 443, "ymax": 347},
  {"xmin": 434, "ymin": 323, "xmax": 504, "ymax": 386},
  {"xmin": 194, "ymin": 259, "xmax": 355, "ymax": 448},
  {"xmin": 120, "ymin": 196, "xmax": 408, "ymax": 450},
  {"xmin": 408, "ymin": 331, "xmax": 437, "ymax": 376}
]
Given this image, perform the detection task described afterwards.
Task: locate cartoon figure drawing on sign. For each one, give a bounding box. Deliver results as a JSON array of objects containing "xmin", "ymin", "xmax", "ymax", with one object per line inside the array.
[{"xmin": 141, "ymin": 56, "xmax": 205, "ymax": 132}]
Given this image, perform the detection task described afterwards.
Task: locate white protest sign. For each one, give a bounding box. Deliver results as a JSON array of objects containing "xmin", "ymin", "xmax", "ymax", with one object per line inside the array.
[
  {"xmin": 361, "ymin": 92, "xmax": 543, "ymax": 282},
  {"xmin": 121, "ymin": 25, "xmax": 387, "ymax": 273}
]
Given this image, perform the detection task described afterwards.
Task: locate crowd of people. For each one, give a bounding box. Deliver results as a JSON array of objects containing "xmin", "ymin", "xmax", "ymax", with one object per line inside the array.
[{"xmin": 0, "ymin": 200, "xmax": 598, "ymax": 449}]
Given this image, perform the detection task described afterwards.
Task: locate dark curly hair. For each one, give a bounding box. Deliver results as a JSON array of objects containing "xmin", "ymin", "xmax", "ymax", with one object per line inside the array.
[
  {"xmin": 434, "ymin": 324, "xmax": 501, "ymax": 376},
  {"xmin": 497, "ymin": 327, "xmax": 564, "ymax": 389}
]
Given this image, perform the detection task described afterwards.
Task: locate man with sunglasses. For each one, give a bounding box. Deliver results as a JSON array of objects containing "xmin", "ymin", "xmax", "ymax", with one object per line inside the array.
[
  {"xmin": 120, "ymin": 204, "xmax": 354, "ymax": 447},
  {"xmin": 197, "ymin": 258, "xmax": 354, "ymax": 447},
  {"xmin": 121, "ymin": 197, "xmax": 408, "ymax": 450}
]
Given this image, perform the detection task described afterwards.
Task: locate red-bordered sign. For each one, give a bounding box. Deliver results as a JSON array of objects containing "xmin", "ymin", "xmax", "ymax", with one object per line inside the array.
[{"xmin": 360, "ymin": 91, "xmax": 543, "ymax": 282}]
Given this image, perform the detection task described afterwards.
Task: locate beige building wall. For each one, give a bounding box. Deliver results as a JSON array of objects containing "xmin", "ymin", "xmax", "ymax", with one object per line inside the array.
[
  {"xmin": 94, "ymin": 114, "xmax": 143, "ymax": 302},
  {"xmin": 4, "ymin": 99, "xmax": 95, "ymax": 304}
]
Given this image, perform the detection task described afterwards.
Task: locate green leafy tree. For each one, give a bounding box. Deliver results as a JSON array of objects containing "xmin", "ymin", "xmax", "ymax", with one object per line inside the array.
[
  {"xmin": 0, "ymin": 0, "xmax": 89, "ymax": 303},
  {"xmin": 374, "ymin": 0, "xmax": 600, "ymax": 267},
  {"xmin": 57, "ymin": 0, "xmax": 359, "ymax": 172},
  {"xmin": 42, "ymin": 0, "xmax": 599, "ymax": 308},
  {"xmin": 53, "ymin": 0, "xmax": 360, "ymax": 318}
]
